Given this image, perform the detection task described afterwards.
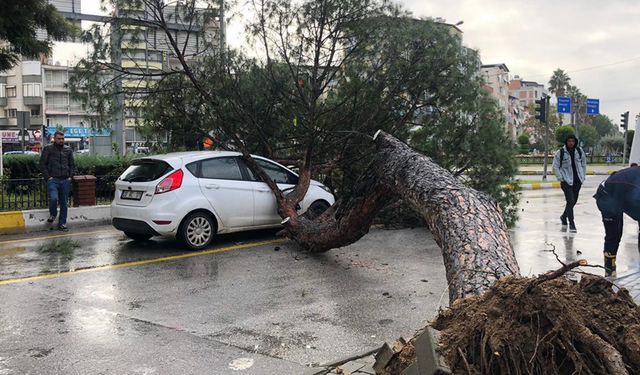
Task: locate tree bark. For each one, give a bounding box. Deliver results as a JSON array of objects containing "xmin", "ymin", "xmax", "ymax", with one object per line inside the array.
[{"xmin": 281, "ymin": 131, "xmax": 520, "ymax": 301}]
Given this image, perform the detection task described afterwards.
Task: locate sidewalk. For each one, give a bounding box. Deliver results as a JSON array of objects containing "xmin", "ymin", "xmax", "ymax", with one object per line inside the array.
[{"xmin": 0, "ymin": 205, "xmax": 111, "ymax": 235}]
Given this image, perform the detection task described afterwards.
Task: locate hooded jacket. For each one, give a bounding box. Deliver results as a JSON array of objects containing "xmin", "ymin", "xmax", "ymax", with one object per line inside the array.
[{"xmin": 552, "ymin": 135, "xmax": 587, "ymax": 186}]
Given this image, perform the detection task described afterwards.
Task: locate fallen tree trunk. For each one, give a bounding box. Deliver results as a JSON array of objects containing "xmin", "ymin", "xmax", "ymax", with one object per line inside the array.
[
  {"xmin": 281, "ymin": 131, "xmax": 520, "ymax": 301},
  {"xmin": 279, "ymin": 132, "xmax": 638, "ymax": 374}
]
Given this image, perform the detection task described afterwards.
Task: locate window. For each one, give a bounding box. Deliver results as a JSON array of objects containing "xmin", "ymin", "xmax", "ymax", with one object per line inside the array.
[
  {"xmin": 121, "ymin": 160, "xmax": 172, "ymax": 182},
  {"xmin": 5, "ymin": 108, "xmax": 17, "ymax": 118},
  {"xmin": 30, "ymin": 108, "xmax": 40, "ymax": 116},
  {"xmin": 6, "ymin": 86, "xmax": 16, "ymax": 97},
  {"xmin": 200, "ymin": 157, "xmax": 242, "ymax": 180},
  {"xmin": 23, "ymin": 83, "xmax": 41, "ymax": 97},
  {"xmin": 254, "ymin": 159, "xmax": 297, "ymax": 184},
  {"xmin": 0, "ymin": 84, "xmax": 5, "ymax": 98}
]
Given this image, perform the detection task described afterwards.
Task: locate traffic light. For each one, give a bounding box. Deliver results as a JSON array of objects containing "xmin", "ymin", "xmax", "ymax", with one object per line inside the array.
[
  {"xmin": 535, "ymin": 97, "xmax": 547, "ymax": 123},
  {"xmin": 620, "ymin": 111, "xmax": 629, "ymax": 130}
]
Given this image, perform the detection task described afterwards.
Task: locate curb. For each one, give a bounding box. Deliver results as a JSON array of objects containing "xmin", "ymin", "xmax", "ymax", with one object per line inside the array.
[
  {"xmin": 0, "ymin": 205, "xmax": 111, "ymax": 235},
  {"xmin": 518, "ymin": 181, "xmax": 561, "ymax": 191}
]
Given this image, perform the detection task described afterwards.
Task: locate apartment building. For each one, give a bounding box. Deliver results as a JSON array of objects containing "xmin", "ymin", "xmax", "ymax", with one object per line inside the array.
[
  {"xmin": 509, "ymin": 76, "xmax": 547, "ymax": 110},
  {"xmin": 0, "ymin": 61, "xmax": 45, "ymax": 152},
  {"xmin": 115, "ymin": 2, "xmax": 221, "ymax": 154},
  {"xmin": 0, "ymin": 60, "xmax": 112, "ymax": 154},
  {"xmin": 481, "ymin": 63, "xmax": 520, "ymax": 139}
]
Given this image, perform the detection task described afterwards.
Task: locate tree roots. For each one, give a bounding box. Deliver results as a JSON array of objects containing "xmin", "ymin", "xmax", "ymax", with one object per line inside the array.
[{"xmin": 385, "ymin": 269, "xmax": 640, "ymax": 374}]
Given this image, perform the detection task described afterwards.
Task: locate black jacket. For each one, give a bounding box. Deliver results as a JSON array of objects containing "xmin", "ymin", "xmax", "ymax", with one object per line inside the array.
[
  {"xmin": 40, "ymin": 144, "xmax": 75, "ymax": 180},
  {"xmin": 594, "ymin": 167, "xmax": 640, "ymax": 221}
]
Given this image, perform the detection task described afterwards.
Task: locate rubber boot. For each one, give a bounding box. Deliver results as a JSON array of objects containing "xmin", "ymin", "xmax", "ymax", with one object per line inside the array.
[{"xmin": 604, "ymin": 252, "xmax": 617, "ymax": 277}]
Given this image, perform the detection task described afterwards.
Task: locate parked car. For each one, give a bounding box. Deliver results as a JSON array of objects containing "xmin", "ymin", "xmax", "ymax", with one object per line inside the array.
[
  {"xmin": 111, "ymin": 151, "xmax": 335, "ymax": 249},
  {"xmin": 3, "ymin": 151, "xmax": 39, "ymax": 155}
]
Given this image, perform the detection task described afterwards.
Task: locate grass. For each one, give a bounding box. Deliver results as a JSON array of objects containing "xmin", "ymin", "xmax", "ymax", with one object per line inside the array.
[{"xmin": 37, "ymin": 239, "xmax": 81, "ymax": 260}]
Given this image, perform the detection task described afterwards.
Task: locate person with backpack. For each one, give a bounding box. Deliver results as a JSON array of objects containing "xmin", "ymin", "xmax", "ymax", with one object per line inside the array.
[
  {"xmin": 552, "ymin": 134, "xmax": 587, "ymax": 232},
  {"xmin": 593, "ymin": 167, "xmax": 640, "ymax": 277}
]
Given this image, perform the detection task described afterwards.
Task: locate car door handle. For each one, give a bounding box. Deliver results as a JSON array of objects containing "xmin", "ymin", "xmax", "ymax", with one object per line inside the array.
[
  {"xmin": 205, "ymin": 184, "xmax": 220, "ymax": 190},
  {"xmin": 257, "ymin": 188, "xmax": 270, "ymax": 192}
]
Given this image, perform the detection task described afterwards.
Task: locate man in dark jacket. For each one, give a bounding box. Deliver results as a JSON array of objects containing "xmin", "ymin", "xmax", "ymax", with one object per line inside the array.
[
  {"xmin": 40, "ymin": 131, "xmax": 75, "ymax": 231},
  {"xmin": 594, "ymin": 167, "xmax": 640, "ymax": 277}
]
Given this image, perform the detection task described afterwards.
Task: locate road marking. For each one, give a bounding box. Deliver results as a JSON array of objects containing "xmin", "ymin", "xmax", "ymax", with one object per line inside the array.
[
  {"xmin": 0, "ymin": 229, "xmax": 118, "ymax": 246},
  {"xmin": 0, "ymin": 238, "xmax": 287, "ymax": 286}
]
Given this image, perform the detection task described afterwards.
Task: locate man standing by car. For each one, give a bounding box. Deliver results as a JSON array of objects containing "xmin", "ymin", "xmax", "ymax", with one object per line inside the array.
[
  {"xmin": 40, "ymin": 131, "xmax": 75, "ymax": 231},
  {"xmin": 552, "ymin": 134, "xmax": 587, "ymax": 232}
]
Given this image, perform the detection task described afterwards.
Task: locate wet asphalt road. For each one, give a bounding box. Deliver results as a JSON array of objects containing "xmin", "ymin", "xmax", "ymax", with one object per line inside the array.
[
  {"xmin": 0, "ymin": 226, "xmax": 448, "ymax": 374},
  {"xmin": 2, "ymin": 174, "xmax": 640, "ymax": 374}
]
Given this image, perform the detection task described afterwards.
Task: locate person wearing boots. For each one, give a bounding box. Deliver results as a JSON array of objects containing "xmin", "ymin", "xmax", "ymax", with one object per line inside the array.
[
  {"xmin": 593, "ymin": 166, "xmax": 640, "ymax": 277},
  {"xmin": 552, "ymin": 134, "xmax": 587, "ymax": 232}
]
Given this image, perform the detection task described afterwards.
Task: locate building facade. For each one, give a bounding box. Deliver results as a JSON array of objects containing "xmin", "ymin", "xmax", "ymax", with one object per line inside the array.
[
  {"xmin": 481, "ymin": 63, "xmax": 516, "ymax": 138},
  {"xmin": 0, "ymin": 61, "xmax": 45, "ymax": 152}
]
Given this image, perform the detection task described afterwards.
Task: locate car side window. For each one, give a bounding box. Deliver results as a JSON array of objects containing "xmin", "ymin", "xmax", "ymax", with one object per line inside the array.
[
  {"xmin": 200, "ymin": 157, "xmax": 243, "ymax": 180},
  {"xmin": 186, "ymin": 162, "xmax": 199, "ymax": 177},
  {"xmin": 255, "ymin": 159, "xmax": 298, "ymax": 184}
]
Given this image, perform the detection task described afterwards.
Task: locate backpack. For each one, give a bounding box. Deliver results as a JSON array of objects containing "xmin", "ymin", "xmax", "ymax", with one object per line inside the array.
[{"xmin": 560, "ymin": 147, "xmax": 582, "ymax": 164}]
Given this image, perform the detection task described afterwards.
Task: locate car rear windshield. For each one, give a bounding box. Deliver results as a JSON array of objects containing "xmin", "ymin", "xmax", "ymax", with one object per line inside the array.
[{"xmin": 121, "ymin": 160, "xmax": 172, "ymax": 182}]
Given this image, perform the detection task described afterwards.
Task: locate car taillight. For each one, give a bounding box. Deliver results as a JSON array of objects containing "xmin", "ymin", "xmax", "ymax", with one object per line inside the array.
[{"xmin": 156, "ymin": 169, "xmax": 183, "ymax": 194}]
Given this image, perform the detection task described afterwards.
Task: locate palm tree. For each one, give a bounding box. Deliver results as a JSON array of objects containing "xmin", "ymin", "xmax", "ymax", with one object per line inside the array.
[{"xmin": 548, "ymin": 69, "xmax": 570, "ymax": 97}]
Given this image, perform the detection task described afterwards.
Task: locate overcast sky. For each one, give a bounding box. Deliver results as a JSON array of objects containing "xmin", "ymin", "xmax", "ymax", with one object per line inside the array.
[
  {"xmin": 60, "ymin": 0, "xmax": 640, "ymax": 128},
  {"xmin": 401, "ymin": 0, "xmax": 640, "ymax": 127}
]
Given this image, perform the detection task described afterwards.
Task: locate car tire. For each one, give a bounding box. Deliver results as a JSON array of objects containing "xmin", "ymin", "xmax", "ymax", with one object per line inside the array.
[
  {"xmin": 306, "ymin": 200, "xmax": 330, "ymax": 220},
  {"xmin": 124, "ymin": 232, "xmax": 153, "ymax": 241},
  {"xmin": 179, "ymin": 212, "xmax": 215, "ymax": 250}
]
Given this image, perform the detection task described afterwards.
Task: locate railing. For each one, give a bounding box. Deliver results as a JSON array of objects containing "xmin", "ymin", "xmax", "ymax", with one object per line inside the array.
[
  {"xmin": 0, "ymin": 175, "xmax": 117, "ymax": 212},
  {"xmin": 517, "ymin": 155, "xmax": 625, "ymax": 165}
]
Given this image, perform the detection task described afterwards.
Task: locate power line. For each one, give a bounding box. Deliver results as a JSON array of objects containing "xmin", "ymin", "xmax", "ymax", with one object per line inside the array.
[{"xmin": 523, "ymin": 56, "xmax": 640, "ymax": 80}]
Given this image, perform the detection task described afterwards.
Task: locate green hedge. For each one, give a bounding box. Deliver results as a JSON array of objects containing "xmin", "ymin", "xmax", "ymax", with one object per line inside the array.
[{"xmin": 2, "ymin": 154, "xmax": 138, "ymax": 179}]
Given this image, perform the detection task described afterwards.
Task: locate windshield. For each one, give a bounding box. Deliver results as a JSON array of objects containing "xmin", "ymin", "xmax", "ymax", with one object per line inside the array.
[{"xmin": 121, "ymin": 160, "xmax": 172, "ymax": 182}]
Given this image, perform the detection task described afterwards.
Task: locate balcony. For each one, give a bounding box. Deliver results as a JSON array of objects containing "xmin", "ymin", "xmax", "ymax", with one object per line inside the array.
[
  {"xmin": 23, "ymin": 96, "xmax": 42, "ymax": 106},
  {"xmin": 0, "ymin": 118, "xmax": 16, "ymax": 126},
  {"xmin": 30, "ymin": 116, "xmax": 43, "ymax": 125},
  {"xmin": 121, "ymin": 59, "xmax": 163, "ymax": 70}
]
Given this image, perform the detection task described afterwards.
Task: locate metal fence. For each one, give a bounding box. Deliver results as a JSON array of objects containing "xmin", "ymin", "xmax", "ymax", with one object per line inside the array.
[
  {"xmin": 0, "ymin": 175, "xmax": 117, "ymax": 212},
  {"xmin": 517, "ymin": 155, "xmax": 625, "ymax": 165}
]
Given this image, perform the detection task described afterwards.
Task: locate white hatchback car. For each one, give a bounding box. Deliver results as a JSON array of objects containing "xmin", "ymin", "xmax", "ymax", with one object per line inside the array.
[{"xmin": 111, "ymin": 151, "xmax": 335, "ymax": 249}]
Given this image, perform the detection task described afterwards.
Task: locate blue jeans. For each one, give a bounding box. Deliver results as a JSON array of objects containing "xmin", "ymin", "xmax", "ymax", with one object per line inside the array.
[{"xmin": 48, "ymin": 178, "xmax": 71, "ymax": 225}]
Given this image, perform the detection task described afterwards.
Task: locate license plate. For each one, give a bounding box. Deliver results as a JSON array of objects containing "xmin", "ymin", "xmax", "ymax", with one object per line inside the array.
[{"xmin": 121, "ymin": 190, "xmax": 144, "ymax": 200}]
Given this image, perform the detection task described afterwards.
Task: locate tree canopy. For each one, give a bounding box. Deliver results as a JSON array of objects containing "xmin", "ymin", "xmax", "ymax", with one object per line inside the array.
[{"xmin": 0, "ymin": 0, "xmax": 75, "ymax": 71}]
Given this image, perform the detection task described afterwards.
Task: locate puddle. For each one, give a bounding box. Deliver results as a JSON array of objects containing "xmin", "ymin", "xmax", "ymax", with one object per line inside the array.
[{"xmin": 0, "ymin": 247, "xmax": 26, "ymax": 257}]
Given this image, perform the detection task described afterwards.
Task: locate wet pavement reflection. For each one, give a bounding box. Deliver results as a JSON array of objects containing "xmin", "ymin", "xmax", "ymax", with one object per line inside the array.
[
  {"xmin": 0, "ymin": 227, "xmax": 280, "ymax": 281},
  {"xmin": 511, "ymin": 175, "xmax": 640, "ymax": 301}
]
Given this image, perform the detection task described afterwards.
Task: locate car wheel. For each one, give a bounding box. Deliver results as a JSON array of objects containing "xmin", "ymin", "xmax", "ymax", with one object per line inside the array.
[
  {"xmin": 179, "ymin": 212, "xmax": 215, "ymax": 250},
  {"xmin": 124, "ymin": 232, "xmax": 153, "ymax": 241},
  {"xmin": 306, "ymin": 200, "xmax": 330, "ymax": 220}
]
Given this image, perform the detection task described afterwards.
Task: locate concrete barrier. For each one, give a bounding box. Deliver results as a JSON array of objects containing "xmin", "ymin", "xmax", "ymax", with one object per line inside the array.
[{"xmin": 0, "ymin": 205, "xmax": 111, "ymax": 235}]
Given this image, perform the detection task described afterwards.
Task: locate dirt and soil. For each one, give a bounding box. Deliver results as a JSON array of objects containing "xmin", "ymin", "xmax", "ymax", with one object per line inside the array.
[{"xmin": 382, "ymin": 273, "xmax": 640, "ymax": 374}]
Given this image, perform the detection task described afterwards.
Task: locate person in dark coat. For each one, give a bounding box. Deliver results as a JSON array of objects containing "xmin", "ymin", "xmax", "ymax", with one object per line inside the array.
[
  {"xmin": 39, "ymin": 131, "xmax": 75, "ymax": 231},
  {"xmin": 594, "ymin": 167, "xmax": 640, "ymax": 276}
]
